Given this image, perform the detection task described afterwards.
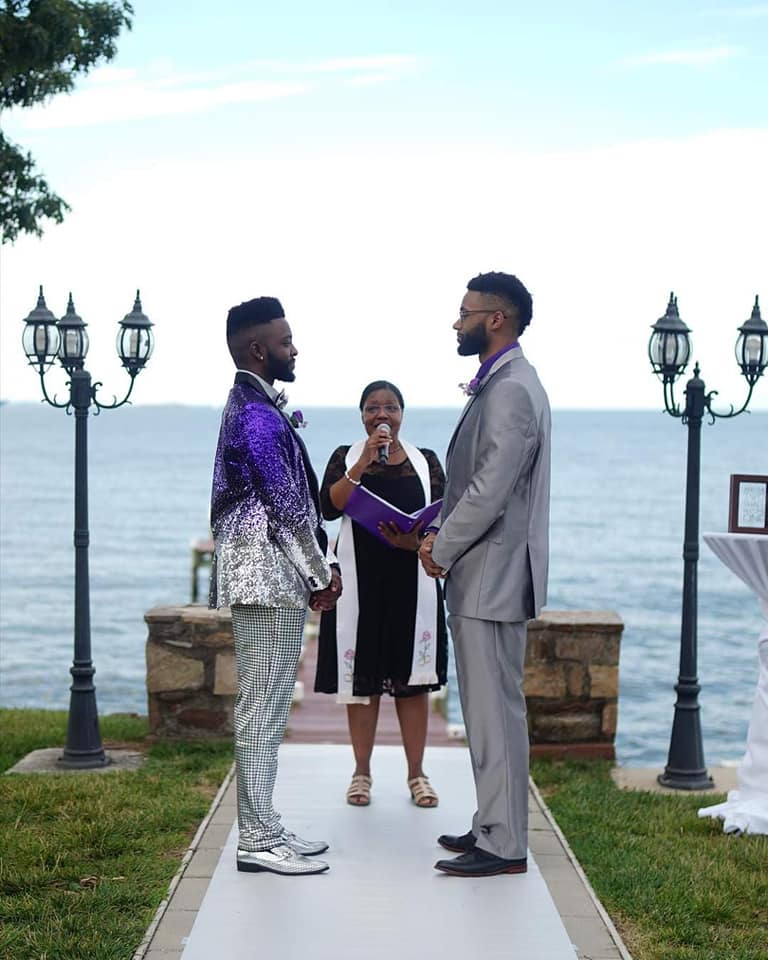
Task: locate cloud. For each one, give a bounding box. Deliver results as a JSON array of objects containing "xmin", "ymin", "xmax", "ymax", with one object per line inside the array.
[
  {"xmin": 137, "ymin": 55, "xmax": 419, "ymax": 89},
  {"xmin": 618, "ymin": 46, "xmax": 741, "ymax": 67},
  {"xmin": 704, "ymin": 4, "xmax": 768, "ymax": 18},
  {"xmin": 263, "ymin": 54, "xmax": 419, "ymax": 74},
  {"xmin": 85, "ymin": 66, "xmax": 139, "ymax": 84},
  {"xmin": 3, "ymin": 128, "xmax": 766, "ymax": 409},
  {"xmin": 10, "ymin": 77, "xmax": 311, "ymax": 130},
  {"xmin": 345, "ymin": 73, "xmax": 394, "ymax": 87},
  {"xmin": 7, "ymin": 55, "xmax": 420, "ymax": 130}
]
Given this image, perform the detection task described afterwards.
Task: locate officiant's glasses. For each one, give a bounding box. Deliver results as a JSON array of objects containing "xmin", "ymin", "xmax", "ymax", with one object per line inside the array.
[{"xmin": 363, "ymin": 403, "xmax": 401, "ymax": 415}]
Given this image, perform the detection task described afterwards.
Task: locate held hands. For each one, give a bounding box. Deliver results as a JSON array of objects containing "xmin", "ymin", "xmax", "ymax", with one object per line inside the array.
[
  {"xmin": 309, "ymin": 569, "xmax": 343, "ymax": 612},
  {"xmin": 378, "ymin": 518, "xmax": 423, "ymax": 552},
  {"xmin": 418, "ymin": 532, "xmax": 446, "ymax": 579}
]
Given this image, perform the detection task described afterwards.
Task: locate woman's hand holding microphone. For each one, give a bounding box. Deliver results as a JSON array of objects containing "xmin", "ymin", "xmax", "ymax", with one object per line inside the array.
[
  {"xmin": 346, "ymin": 424, "xmax": 391, "ymax": 482},
  {"xmin": 332, "ymin": 425, "xmax": 394, "ymax": 513}
]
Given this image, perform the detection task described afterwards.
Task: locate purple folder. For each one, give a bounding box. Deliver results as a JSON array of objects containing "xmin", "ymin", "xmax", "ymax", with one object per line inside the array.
[{"xmin": 344, "ymin": 486, "xmax": 443, "ymax": 547}]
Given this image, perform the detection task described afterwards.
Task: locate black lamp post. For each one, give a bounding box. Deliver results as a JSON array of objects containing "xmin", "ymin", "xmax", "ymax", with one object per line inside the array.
[
  {"xmin": 649, "ymin": 293, "xmax": 767, "ymax": 790},
  {"xmin": 22, "ymin": 288, "xmax": 154, "ymax": 769}
]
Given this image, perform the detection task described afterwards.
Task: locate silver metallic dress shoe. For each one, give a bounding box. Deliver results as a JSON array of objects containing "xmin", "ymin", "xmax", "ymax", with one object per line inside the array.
[
  {"xmin": 280, "ymin": 830, "xmax": 329, "ymax": 856},
  {"xmin": 236, "ymin": 843, "xmax": 329, "ymax": 875}
]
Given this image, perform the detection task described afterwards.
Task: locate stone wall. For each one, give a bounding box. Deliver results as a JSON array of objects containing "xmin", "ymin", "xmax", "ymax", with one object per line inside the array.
[
  {"xmin": 526, "ymin": 611, "xmax": 622, "ymax": 760},
  {"xmin": 145, "ymin": 606, "xmax": 236, "ymax": 738},
  {"xmin": 145, "ymin": 605, "xmax": 623, "ymax": 757}
]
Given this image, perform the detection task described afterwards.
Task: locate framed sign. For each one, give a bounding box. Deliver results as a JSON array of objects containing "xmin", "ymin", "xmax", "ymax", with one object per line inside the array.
[{"xmin": 729, "ymin": 475, "xmax": 768, "ymax": 534}]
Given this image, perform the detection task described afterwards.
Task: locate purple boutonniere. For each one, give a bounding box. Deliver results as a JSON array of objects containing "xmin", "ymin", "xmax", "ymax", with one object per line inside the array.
[
  {"xmin": 289, "ymin": 409, "xmax": 307, "ymax": 429},
  {"xmin": 459, "ymin": 377, "xmax": 481, "ymax": 396}
]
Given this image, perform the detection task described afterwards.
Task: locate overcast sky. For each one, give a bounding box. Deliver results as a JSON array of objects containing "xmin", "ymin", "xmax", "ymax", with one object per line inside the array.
[{"xmin": 1, "ymin": 0, "xmax": 766, "ymax": 409}]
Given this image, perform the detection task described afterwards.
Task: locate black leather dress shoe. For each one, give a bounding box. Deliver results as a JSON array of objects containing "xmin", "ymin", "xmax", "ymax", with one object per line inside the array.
[
  {"xmin": 437, "ymin": 830, "xmax": 476, "ymax": 853},
  {"xmin": 434, "ymin": 847, "xmax": 527, "ymax": 877}
]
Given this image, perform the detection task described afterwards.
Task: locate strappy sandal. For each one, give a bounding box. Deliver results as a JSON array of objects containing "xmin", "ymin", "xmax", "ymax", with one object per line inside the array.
[
  {"xmin": 346, "ymin": 774, "xmax": 372, "ymax": 806},
  {"xmin": 408, "ymin": 775, "xmax": 439, "ymax": 808}
]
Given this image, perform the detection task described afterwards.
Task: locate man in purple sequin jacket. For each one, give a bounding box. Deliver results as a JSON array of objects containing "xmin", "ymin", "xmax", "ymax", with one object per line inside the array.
[{"xmin": 210, "ymin": 296, "xmax": 341, "ymax": 876}]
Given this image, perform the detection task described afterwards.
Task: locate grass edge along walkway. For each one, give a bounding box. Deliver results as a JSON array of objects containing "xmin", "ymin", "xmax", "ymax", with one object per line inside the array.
[
  {"xmin": 130, "ymin": 761, "xmax": 235, "ymax": 959},
  {"xmin": 2, "ymin": 711, "xmax": 768, "ymax": 960},
  {"xmin": 0, "ymin": 709, "xmax": 233, "ymax": 960},
  {"xmin": 531, "ymin": 758, "xmax": 768, "ymax": 960}
]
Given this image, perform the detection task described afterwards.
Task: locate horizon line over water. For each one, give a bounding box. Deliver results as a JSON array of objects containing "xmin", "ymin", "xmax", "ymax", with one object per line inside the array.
[
  {"xmin": 1, "ymin": 404, "xmax": 766, "ymax": 767},
  {"xmin": 2, "ymin": 400, "xmax": 768, "ymax": 413}
]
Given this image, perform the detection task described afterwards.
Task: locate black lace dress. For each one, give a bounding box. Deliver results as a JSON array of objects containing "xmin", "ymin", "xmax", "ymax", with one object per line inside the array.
[{"xmin": 314, "ymin": 445, "xmax": 448, "ymax": 699}]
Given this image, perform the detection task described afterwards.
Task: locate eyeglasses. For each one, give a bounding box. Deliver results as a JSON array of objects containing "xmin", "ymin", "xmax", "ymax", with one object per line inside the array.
[
  {"xmin": 457, "ymin": 309, "xmax": 498, "ymax": 322},
  {"xmin": 363, "ymin": 404, "xmax": 401, "ymax": 415}
]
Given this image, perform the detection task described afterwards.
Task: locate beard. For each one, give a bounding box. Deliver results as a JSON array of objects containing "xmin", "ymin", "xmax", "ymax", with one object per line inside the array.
[
  {"xmin": 457, "ymin": 326, "xmax": 488, "ymax": 357},
  {"xmin": 266, "ymin": 353, "xmax": 296, "ymax": 382}
]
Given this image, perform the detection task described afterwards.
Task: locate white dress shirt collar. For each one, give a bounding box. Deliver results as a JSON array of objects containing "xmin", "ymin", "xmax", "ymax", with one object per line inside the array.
[{"xmin": 236, "ymin": 368, "xmax": 280, "ymax": 401}]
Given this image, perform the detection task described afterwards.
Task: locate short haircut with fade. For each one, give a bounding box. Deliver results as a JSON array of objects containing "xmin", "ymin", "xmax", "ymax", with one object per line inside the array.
[
  {"xmin": 467, "ymin": 272, "xmax": 533, "ymax": 336},
  {"xmin": 226, "ymin": 297, "xmax": 284, "ymax": 339}
]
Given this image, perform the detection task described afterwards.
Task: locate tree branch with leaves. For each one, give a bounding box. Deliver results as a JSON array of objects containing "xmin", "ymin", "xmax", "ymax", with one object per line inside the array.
[{"xmin": 0, "ymin": 0, "xmax": 133, "ymax": 243}]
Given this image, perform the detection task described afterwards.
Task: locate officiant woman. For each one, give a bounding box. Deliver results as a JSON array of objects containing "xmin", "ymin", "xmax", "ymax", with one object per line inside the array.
[{"xmin": 314, "ymin": 380, "xmax": 448, "ymax": 808}]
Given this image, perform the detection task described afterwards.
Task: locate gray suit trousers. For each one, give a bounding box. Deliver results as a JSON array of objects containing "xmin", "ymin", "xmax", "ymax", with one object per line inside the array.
[{"xmin": 449, "ymin": 614, "xmax": 528, "ymax": 860}]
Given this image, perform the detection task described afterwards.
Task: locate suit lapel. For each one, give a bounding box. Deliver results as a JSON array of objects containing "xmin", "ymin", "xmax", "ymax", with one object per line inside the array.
[
  {"xmin": 290, "ymin": 427, "xmax": 324, "ymax": 535},
  {"xmin": 447, "ymin": 348, "xmax": 524, "ymax": 462},
  {"xmin": 446, "ymin": 395, "xmax": 478, "ymax": 462}
]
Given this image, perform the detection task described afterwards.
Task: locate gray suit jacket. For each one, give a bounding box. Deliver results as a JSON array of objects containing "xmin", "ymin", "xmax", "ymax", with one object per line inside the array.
[{"xmin": 431, "ymin": 345, "xmax": 551, "ymax": 623}]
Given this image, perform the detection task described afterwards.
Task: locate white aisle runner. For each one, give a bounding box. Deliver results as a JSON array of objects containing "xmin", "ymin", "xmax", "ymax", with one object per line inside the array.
[{"xmin": 182, "ymin": 744, "xmax": 576, "ymax": 959}]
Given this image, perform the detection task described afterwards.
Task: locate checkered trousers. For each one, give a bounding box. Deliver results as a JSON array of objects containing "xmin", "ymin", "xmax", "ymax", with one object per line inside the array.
[{"xmin": 230, "ymin": 604, "xmax": 307, "ymax": 851}]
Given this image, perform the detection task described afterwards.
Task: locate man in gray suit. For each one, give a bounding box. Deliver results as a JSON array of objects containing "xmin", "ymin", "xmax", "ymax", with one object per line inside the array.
[{"xmin": 419, "ymin": 272, "xmax": 550, "ymax": 877}]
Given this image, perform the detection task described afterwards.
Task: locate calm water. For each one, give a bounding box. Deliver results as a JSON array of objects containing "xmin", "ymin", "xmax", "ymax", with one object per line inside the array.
[{"xmin": 1, "ymin": 403, "xmax": 765, "ymax": 766}]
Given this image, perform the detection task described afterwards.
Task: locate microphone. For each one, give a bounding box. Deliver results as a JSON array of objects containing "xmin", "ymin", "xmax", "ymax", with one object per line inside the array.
[{"xmin": 377, "ymin": 423, "xmax": 391, "ymax": 464}]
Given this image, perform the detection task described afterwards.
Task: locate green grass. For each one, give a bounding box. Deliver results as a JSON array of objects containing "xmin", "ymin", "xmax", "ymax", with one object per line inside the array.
[
  {"xmin": 4, "ymin": 713, "xmax": 766, "ymax": 960},
  {"xmin": 531, "ymin": 759, "xmax": 768, "ymax": 960},
  {"xmin": 0, "ymin": 709, "xmax": 232, "ymax": 960}
]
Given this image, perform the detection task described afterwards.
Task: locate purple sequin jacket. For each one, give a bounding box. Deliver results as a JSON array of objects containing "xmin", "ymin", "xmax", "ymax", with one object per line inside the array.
[{"xmin": 209, "ymin": 374, "xmax": 332, "ymax": 608}]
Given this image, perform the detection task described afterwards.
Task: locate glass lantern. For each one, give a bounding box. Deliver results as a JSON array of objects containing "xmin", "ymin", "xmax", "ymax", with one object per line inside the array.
[
  {"xmin": 117, "ymin": 291, "xmax": 154, "ymax": 375},
  {"xmin": 57, "ymin": 294, "xmax": 90, "ymax": 374},
  {"xmin": 649, "ymin": 293, "xmax": 692, "ymax": 382},
  {"xmin": 735, "ymin": 296, "xmax": 768, "ymax": 386},
  {"xmin": 21, "ymin": 287, "xmax": 60, "ymax": 370}
]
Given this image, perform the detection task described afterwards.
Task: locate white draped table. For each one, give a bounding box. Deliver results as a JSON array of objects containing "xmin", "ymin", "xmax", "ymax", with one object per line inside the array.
[{"xmin": 698, "ymin": 533, "xmax": 768, "ymax": 835}]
